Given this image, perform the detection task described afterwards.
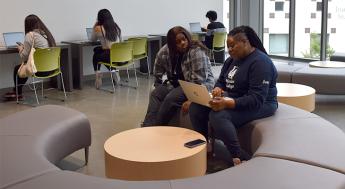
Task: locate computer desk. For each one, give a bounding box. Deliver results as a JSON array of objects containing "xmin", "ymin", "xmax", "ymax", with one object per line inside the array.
[
  {"xmin": 0, "ymin": 44, "xmax": 73, "ymax": 92},
  {"xmin": 62, "ymin": 35, "xmax": 162, "ymax": 89}
]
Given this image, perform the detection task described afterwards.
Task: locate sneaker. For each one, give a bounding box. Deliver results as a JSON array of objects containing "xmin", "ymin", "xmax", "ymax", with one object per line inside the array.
[
  {"xmin": 95, "ymin": 72, "xmax": 103, "ymax": 89},
  {"xmin": 113, "ymin": 70, "xmax": 120, "ymax": 84},
  {"xmin": 232, "ymin": 158, "xmax": 242, "ymax": 166}
]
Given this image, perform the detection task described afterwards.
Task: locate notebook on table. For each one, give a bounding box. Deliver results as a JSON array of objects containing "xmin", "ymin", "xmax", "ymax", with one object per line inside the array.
[
  {"xmin": 3, "ymin": 32, "xmax": 25, "ymax": 49},
  {"xmin": 179, "ymin": 80, "xmax": 212, "ymax": 107}
]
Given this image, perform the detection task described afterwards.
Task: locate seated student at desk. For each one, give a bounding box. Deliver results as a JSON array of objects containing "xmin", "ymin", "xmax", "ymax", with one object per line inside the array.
[
  {"xmin": 91, "ymin": 9, "xmax": 122, "ymax": 89},
  {"xmin": 202, "ymin": 10, "xmax": 226, "ymax": 49},
  {"xmin": 3, "ymin": 14, "xmax": 56, "ymax": 101}
]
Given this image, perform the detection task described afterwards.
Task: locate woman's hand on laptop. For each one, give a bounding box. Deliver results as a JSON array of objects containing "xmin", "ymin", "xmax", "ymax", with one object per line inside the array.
[
  {"xmin": 182, "ymin": 101, "xmax": 191, "ymax": 114},
  {"xmin": 209, "ymin": 97, "xmax": 235, "ymax": 111},
  {"xmin": 212, "ymin": 87, "xmax": 224, "ymax": 98}
]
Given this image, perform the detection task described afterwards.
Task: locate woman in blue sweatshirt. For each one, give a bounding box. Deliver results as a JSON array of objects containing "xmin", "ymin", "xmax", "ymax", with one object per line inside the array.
[{"xmin": 189, "ymin": 26, "xmax": 278, "ymax": 166}]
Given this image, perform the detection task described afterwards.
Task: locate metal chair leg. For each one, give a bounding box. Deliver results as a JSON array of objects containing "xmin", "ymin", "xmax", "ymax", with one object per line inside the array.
[
  {"xmin": 126, "ymin": 67, "xmax": 130, "ymax": 82},
  {"xmin": 41, "ymin": 79, "xmax": 44, "ymax": 98},
  {"xmin": 134, "ymin": 64, "xmax": 138, "ymax": 88},
  {"xmin": 146, "ymin": 57, "xmax": 150, "ymax": 78},
  {"xmin": 110, "ymin": 70, "xmax": 116, "ymax": 93},
  {"xmin": 60, "ymin": 73, "xmax": 67, "ymax": 101},
  {"xmin": 16, "ymin": 76, "xmax": 19, "ymax": 104},
  {"xmin": 32, "ymin": 78, "xmax": 40, "ymax": 105},
  {"xmin": 84, "ymin": 147, "xmax": 89, "ymax": 165}
]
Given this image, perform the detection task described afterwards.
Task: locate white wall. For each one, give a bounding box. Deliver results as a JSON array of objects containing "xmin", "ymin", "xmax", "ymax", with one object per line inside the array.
[
  {"xmin": 0, "ymin": 0, "xmax": 223, "ymax": 43},
  {"xmin": 0, "ymin": 0, "xmax": 222, "ymax": 89}
]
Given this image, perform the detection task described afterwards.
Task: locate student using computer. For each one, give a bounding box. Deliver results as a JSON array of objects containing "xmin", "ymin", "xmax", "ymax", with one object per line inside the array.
[
  {"xmin": 202, "ymin": 10, "xmax": 226, "ymax": 49},
  {"xmin": 189, "ymin": 26, "xmax": 278, "ymax": 166},
  {"xmin": 91, "ymin": 9, "xmax": 121, "ymax": 89},
  {"xmin": 3, "ymin": 14, "xmax": 56, "ymax": 101},
  {"xmin": 142, "ymin": 26, "xmax": 214, "ymax": 127}
]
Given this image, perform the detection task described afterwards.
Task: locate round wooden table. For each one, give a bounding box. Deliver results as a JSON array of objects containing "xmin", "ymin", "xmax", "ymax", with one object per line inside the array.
[
  {"xmin": 277, "ymin": 83, "xmax": 316, "ymax": 112},
  {"xmin": 309, "ymin": 60, "xmax": 345, "ymax": 68},
  {"xmin": 104, "ymin": 126, "xmax": 206, "ymax": 181}
]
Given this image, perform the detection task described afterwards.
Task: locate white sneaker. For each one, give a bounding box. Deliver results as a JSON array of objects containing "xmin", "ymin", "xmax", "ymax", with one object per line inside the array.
[
  {"xmin": 95, "ymin": 72, "xmax": 103, "ymax": 89},
  {"xmin": 233, "ymin": 158, "xmax": 242, "ymax": 166},
  {"xmin": 112, "ymin": 70, "xmax": 120, "ymax": 84}
]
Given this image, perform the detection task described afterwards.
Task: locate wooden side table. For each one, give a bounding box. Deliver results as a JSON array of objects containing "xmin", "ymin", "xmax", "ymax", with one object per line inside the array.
[
  {"xmin": 104, "ymin": 126, "xmax": 206, "ymax": 180},
  {"xmin": 277, "ymin": 83, "xmax": 316, "ymax": 112},
  {"xmin": 309, "ymin": 60, "xmax": 345, "ymax": 68}
]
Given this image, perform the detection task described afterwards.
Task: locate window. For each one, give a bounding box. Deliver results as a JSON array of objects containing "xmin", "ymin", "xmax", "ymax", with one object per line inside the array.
[
  {"xmin": 269, "ymin": 13, "xmax": 275, "ymax": 18},
  {"xmin": 295, "ymin": 0, "xmax": 322, "ymax": 59},
  {"xmin": 269, "ymin": 34, "xmax": 289, "ymax": 55},
  {"xmin": 261, "ymin": 0, "xmax": 342, "ymax": 59},
  {"xmin": 264, "ymin": 0, "xmax": 290, "ymax": 57},
  {"xmin": 223, "ymin": 0, "xmax": 230, "ymax": 33},
  {"xmin": 311, "ymin": 13, "xmax": 317, "ymax": 18},
  {"xmin": 304, "ymin": 33, "xmax": 330, "ymax": 58},
  {"xmin": 327, "ymin": 0, "xmax": 345, "ymax": 57},
  {"xmin": 317, "ymin": 2, "xmax": 322, "ymax": 11},
  {"xmin": 275, "ymin": 2, "xmax": 285, "ymax": 11}
]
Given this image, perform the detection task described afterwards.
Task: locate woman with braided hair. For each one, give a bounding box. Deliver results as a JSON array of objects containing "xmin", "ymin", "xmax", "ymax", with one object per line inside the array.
[{"xmin": 189, "ymin": 26, "xmax": 278, "ymax": 166}]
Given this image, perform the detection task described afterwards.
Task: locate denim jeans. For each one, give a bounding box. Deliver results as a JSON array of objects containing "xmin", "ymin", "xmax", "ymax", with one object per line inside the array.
[
  {"xmin": 143, "ymin": 85, "xmax": 186, "ymax": 127},
  {"xmin": 189, "ymin": 101, "xmax": 277, "ymax": 159}
]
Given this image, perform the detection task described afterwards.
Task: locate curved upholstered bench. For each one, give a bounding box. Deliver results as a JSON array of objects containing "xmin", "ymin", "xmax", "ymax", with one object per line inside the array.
[
  {"xmin": 1, "ymin": 104, "xmax": 345, "ymax": 189},
  {"xmin": 0, "ymin": 105, "xmax": 91, "ymax": 189},
  {"xmin": 240, "ymin": 103, "xmax": 345, "ymax": 174},
  {"xmin": 270, "ymin": 60, "xmax": 345, "ymax": 95}
]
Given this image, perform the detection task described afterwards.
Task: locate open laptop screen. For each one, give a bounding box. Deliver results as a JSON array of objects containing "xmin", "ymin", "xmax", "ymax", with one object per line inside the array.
[
  {"xmin": 86, "ymin": 28, "xmax": 93, "ymax": 40},
  {"xmin": 189, "ymin": 22, "xmax": 202, "ymax": 33},
  {"xmin": 3, "ymin": 32, "xmax": 25, "ymax": 48},
  {"xmin": 179, "ymin": 80, "xmax": 211, "ymax": 107}
]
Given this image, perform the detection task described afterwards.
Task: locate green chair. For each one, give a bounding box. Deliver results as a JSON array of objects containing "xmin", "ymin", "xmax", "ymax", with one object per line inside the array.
[
  {"xmin": 191, "ymin": 33, "xmax": 200, "ymax": 41},
  {"xmin": 127, "ymin": 37, "xmax": 149, "ymax": 77},
  {"xmin": 211, "ymin": 32, "xmax": 227, "ymax": 65},
  {"xmin": 16, "ymin": 47, "xmax": 67, "ymax": 104},
  {"xmin": 98, "ymin": 41, "xmax": 135, "ymax": 93}
]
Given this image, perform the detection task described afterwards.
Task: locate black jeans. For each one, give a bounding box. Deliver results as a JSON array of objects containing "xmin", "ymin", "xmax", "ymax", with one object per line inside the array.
[
  {"xmin": 93, "ymin": 46, "xmax": 110, "ymax": 71},
  {"xmin": 189, "ymin": 101, "xmax": 278, "ymax": 159},
  {"xmin": 13, "ymin": 64, "xmax": 28, "ymax": 95},
  {"xmin": 142, "ymin": 85, "xmax": 187, "ymax": 127}
]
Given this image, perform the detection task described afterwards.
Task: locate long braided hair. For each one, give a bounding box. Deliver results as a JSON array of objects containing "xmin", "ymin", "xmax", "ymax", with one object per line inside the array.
[{"xmin": 228, "ymin": 26, "xmax": 267, "ymax": 55}]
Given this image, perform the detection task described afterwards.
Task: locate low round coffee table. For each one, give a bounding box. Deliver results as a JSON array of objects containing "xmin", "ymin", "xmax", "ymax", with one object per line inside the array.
[
  {"xmin": 104, "ymin": 126, "xmax": 206, "ymax": 181},
  {"xmin": 277, "ymin": 83, "xmax": 316, "ymax": 112},
  {"xmin": 309, "ymin": 60, "xmax": 345, "ymax": 68}
]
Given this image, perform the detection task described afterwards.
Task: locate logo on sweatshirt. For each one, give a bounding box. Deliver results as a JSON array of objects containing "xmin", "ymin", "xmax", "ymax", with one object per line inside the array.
[
  {"xmin": 262, "ymin": 80, "xmax": 270, "ymax": 85},
  {"xmin": 226, "ymin": 66, "xmax": 238, "ymax": 89}
]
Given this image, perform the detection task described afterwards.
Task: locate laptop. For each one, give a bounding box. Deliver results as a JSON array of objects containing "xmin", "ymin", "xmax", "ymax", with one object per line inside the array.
[
  {"xmin": 3, "ymin": 32, "xmax": 25, "ymax": 49},
  {"xmin": 189, "ymin": 22, "xmax": 203, "ymax": 33},
  {"xmin": 179, "ymin": 80, "xmax": 212, "ymax": 107},
  {"xmin": 86, "ymin": 28, "xmax": 93, "ymax": 40}
]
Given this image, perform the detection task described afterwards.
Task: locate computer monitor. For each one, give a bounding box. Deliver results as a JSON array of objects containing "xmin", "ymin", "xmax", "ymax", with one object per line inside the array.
[
  {"xmin": 3, "ymin": 32, "xmax": 25, "ymax": 48},
  {"xmin": 86, "ymin": 28, "xmax": 93, "ymax": 40},
  {"xmin": 189, "ymin": 22, "xmax": 202, "ymax": 33}
]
